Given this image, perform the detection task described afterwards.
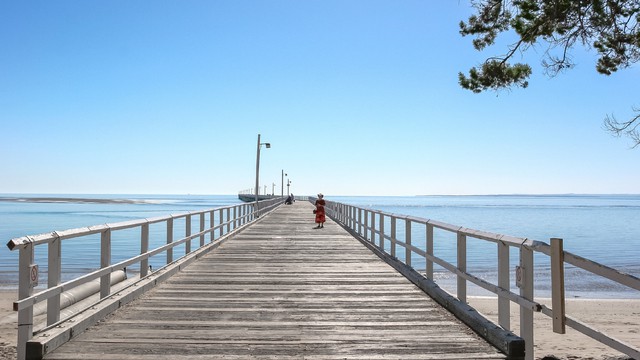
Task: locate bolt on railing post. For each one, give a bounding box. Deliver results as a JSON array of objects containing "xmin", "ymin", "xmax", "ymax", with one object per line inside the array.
[
  {"xmin": 498, "ymin": 240, "xmax": 511, "ymax": 330},
  {"xmin": 457, "ymin": 232, "xmax": 467, "ymax": 303},
  {"xmin": 405, "ymin": 219, "xmax": 412, "ymax": 267},
  {"xmin": 426, "ymin": 224, "xmax": 434, "ymax": 280},
  {"xmin": 520, "ymin": 246, "xmax": 535, "ymax": 360},
  {"xmin": 141, "ymin": 223, "xmax": 150, "ymax": 278},
  {"xmin": 48, "ymin": 234, "xmax": 62, "ymax": 325},
  {"xmin": 167, "ymin": 217, "xmax": 174, "ymax": 264},
  {"xmin": 99, "ymin": 229, "xmax": 111, "ymax": 300},
  {"xmin": 17, "ymin": 243, "xmax": 34, "ymax": 360}
]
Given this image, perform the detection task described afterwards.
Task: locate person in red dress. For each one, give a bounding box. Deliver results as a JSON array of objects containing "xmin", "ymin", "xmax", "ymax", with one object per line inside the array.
[{"xmin": 314, "ymin": 193, "xmax": 326, "ymax": 229}]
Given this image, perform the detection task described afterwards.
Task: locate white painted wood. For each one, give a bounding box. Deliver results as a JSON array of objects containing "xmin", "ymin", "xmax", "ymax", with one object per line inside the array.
[
  {"xmin": 17, "ymin": 243, "xmax": 34, "ymax": 360},
  {"xmin": 426, "ymin": 224, "xmax": 434, "ymax": 280},
  {"xmin": 141, "ymin": 223, "xmax": 149, "ymax": 278},
  {"xmin": 498, "ymin": 241, "xmax": 510, "ymax": 331},
  {"xmin": 185, "ymin": 214, "xmax": 192, "ymax": 255},
  {"xmin": 370, "ymin": 211, "xmax": 376, "ymax": 244},
  {"xmin": 210, "ymin": 211, "xmax": 215, "ymax": 242},
  {"xmin": 405, "ymin": 219, "xmax": 412, "ymax": 267},
  {"xmin": 379, "ymin": 214, "xmax": 385, "ymax": 250},
  {"xmin": 457, "ymin": 233, "xmax": 467, "ymax": 304},
  {"xmin": 519, "ymin": 246, "xmax": 534, "ymax": 360},
  {"xmin": 100, "ymin": 229, "xmax": 111, "ymax": 300},
  {"xmin": 550, "ymin": 238, "xmax": 566, "ymax": 334},
  {"xmin": 167, "ymin": 218, "xmax": 174, "ymax": 264},
  {"xmin": 390, "ymin": 216, "xmax": 397, "ymax": 259},
  {"xmin": 48, "ymin": 233, "xmax": 62, "ymax": 326}
]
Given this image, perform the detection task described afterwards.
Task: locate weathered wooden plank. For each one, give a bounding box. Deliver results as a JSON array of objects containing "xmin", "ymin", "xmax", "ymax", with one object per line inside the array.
[{"xmin": 40, "ymin": 201, "xmax": 511, "ymax": 360}]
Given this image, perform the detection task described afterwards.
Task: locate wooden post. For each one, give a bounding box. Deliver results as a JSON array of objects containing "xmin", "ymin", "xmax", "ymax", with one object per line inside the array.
[
  {"xmin": 185, "ymin": 214, "xmax": 192, "ymax": 255},
  {"xmin": 219, "ymin": 209, "xmax": 224, "ymax": 237},
  {"xmin": 498, "ymin": 241, "xmax": 510, "ymax": 330},
  {"xmin": 370, "ymin": 211, "xmax": 376, "ymax": 244},
  {"xmin": 48, "ymin": 233, "xmax": 62, "ymax": 325},
  {"xmin": 167, "ymin": 217, "xmax": 174, "ymax": 264},
  {"xmin": 99, "ymin": 229, "xmax": 111, "ymax": 300},
  {"xmin": 426, "ymin": 224, "xmax": 434, "ymax": 280},
  {"xmin": 551, "ymin": 238, "xmax": 566, "ymax": 334},
  {"xmin": 364, "ymin": 210, "xmax": 369, "ymax": 241},
  {"xmin": 226, "ymin": 208, "xmax": 231, "ymax": 233},
  {"xmin": 141, "ymin": 223, "xmax": 149, "ymax": 278},
  {"xmin": 379, "ymin": 214, "xmax": 385, "ymax": 250},
  {"xmin": 520, "ymin": 246, "xmax": 535, "ymax": 360},
  {"xmin": 390, "ymin": 216, "xmax": 397, "ymax": 258},
  {"xmin": 200, "ymin": 213, "xmax": 205, "ymax": 247},
  {"xmin": 210, "ymin": 211, "xmax": 215, "ymax": 242},
  {"xmin": 233, "ymin": 206, "xmax": 238, "ymax": 230},
  {"xmin": 457, "ymin": 232, "xmax": 467, "ymax": 303},
  {"xmin": 17, "ymin": 242, "xmax": 34, "ymax": 360},
  {"xmin": 405, "ymin": 219, "xmax": 412, "ymax": 267}
]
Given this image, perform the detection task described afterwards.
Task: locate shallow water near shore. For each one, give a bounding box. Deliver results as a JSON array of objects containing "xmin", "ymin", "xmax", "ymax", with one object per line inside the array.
[{"xmin": 1, "ymin": 193, "xmax": 639, "ymax": 299}]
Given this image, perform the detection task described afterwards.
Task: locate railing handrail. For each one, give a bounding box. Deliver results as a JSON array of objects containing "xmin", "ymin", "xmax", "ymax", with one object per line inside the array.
[
  {"xmin": 316, "ymin": 198, "xmax": 640, "ymax": 360},
  {"xmin": 7, "ymin": 197, "xmax": 283, "ymax": 360}
]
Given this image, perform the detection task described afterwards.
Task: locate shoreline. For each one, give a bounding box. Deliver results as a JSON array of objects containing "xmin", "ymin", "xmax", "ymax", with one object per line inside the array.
[{"xmin": 0, "ymin": 290, "xmax": 637, "ymax": 360}]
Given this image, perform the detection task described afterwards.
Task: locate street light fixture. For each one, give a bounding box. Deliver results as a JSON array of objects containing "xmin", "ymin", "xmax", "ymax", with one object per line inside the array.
[
  {"xmin": 255, "ymin": 134, "xmax": 270, "ymax": 217},
  {"xmin": 281, "ymin": 170, "xmax": 287, "ymax": 198}
]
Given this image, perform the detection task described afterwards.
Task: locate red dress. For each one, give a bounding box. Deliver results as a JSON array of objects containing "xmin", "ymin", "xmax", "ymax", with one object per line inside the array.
[{"xmin": 315, "ymin": 199, "xmax": 326, "ymax": 223}]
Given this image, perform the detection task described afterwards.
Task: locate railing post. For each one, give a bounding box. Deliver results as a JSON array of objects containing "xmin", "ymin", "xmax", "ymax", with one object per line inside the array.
[
  {"xmin": 426, "ymin": 223, "xmax": 434, "ymax": 280},
  {"xmin": 167, "ymin": 217, "xmax": 174, "ymax": 264},
  {"xmin": 99, "ymin": 229, "xmax": 111, "ymax": 300},
  {"xmin": 457, "ymin": 232, "xmax": 467, "ymax": 303},
  {"xmin": 379, "ymin": 214, "xmax": 385, "ymax": 250},
  {"xmin": 141, "ymin": 222, "xmax": 149, "ymax": 277},
  {"xmin": 364, "ymin": 210, "xmax": 369, "ymax": 240},
  {"xmin": 233, "ymin": 206, "xmax": 238, "ymax": 230},
  {"xmin": 405, "ymin": 219, "xmax": 412, "ymax": 267},
  {"xmin": 370, "ymin": 211, "xmax": 376, "ymax": 244},
  {"xmin": 17, "ymin": 242, "xmax": 34, "ymax": 360},
  {"xmin": 48, "ymin": 233, "xmax": 62, "ymax": 325},
  {"xmin": 210, "ymin": 211, "xmax": 215, "ymax": 242},
  {"xmin": 226, "ymin": 208, "xmax": 231, "ymax": 233},
  {"xmin": 357, "ymin": 208, "xmax": 362, "ymax": 236},
  {"xmin": 520, "ymin": 246, "xmax": 535, "ymax": 360},
  {"xmin": 551, "ymin": 238, "xmax": 566, "ymax": 334},
  {"xmin": 390, "ymin": 216, "xmax": 397, "ymax": 258},
  {"xmin": 185, "ymin": 214, "xmax": 192, "ymax": 255},
  {"xmin": 200, "ymin": 212, "xmax": 205, "ymax": 247},
  {"xmin": 498, "ymin": 240, "xmax": 510, "ymax": 330},
  {"xmin": 218, "ymin": 209, "xmax": 224, "ymax": 237}
]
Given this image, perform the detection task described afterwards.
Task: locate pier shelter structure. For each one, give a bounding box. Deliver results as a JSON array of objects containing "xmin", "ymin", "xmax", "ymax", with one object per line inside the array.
[{"xmin": 9, "ymin": 200, "xmax": 524, "ymax": 360}]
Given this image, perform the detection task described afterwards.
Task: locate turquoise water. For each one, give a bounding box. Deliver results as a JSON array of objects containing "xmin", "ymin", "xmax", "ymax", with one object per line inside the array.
[
  {"xmin": 332, "ymin": 194, "xmax": 640, "ymax": 298},
  {"xmin": 1, "ymin": 194, "xmax": 638, "ymax": 299}
]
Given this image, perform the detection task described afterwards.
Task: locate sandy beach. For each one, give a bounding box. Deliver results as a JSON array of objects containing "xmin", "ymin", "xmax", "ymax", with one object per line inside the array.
[{"xmin": 0, "ymin": 289, "xmax": 636, "ymax": 360}]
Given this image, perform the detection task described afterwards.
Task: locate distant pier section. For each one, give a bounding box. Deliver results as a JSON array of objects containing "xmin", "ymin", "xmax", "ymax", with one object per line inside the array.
[{"xmin": 237, "ymin": 193, "xmax": 279, "ymax": 202}]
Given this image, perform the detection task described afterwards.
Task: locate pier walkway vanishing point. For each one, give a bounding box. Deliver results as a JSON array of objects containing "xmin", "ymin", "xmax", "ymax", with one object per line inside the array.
[{"xmin": 34, "ymin": 201, "xmax": 517, "ymax": 360}]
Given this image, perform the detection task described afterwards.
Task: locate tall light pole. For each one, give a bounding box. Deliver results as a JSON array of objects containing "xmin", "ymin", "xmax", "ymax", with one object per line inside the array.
[
  {"xmin": 287, "ymin": 179, "xmax": 292, "ymax": 196},
  {"xmin": 281, "ymin": 170, "xmax": 287, "ymax": 198},
  {"xmin": 255, "ymin": 134, "xmax": 270, "ymax": 216}
]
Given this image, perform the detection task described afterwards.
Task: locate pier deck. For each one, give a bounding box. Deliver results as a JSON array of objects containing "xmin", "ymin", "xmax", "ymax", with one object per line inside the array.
[{"xmin": 43, "ymin": 201, "xmax": 508, "ymax": 359}]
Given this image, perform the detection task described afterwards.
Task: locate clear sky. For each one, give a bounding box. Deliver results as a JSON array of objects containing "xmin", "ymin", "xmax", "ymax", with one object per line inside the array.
[{"xmin": 1, "ymin": 1, "xmax": 639, "ymax": 196}]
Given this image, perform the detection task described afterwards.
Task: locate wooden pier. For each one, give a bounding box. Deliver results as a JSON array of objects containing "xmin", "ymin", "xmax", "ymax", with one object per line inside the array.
[{"xmin": 41, "ymin": 201, "xmax": 511, "ymax": 359}]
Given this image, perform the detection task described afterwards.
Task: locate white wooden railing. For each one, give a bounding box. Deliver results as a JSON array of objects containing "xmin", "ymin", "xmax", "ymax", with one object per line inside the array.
[
  {"xmin": 6, "ymin": 197, "xmax": 282, "ymax": 360},
  {"xmin": 321, "ymin": 199, "xmax": 640, "ymax": 360}
]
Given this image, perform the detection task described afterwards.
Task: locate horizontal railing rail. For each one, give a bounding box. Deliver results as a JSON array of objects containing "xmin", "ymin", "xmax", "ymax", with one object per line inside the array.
[
  {"xmin": 317, "ymin": 198, "xmax": 640, "ymax": 360},
  {"xmin": 6, "ymin": 197, "xmax": 283, "ymax": 360}
]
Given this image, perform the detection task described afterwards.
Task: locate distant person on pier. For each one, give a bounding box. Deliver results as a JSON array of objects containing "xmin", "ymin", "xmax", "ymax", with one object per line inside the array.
[
  {"xmin": 291, "ymin": 193, "xmax": 295, "ymax": 202},
  {"xmin": 314, "ymin": 193, "xmax": 326, "ymax": 229},
  {"xmin": 285, "ymin": 195, "xmax": 293, "ymax": 205}
]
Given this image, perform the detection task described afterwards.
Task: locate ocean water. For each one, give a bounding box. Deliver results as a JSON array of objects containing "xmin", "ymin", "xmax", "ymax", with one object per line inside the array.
[
  {"xmin": 331, "ymin": 194, "xmax": 640, "ymax": 299},
  {"xmin": 1, "ymin": 194, "xmax": 639, "ymax": 299}
]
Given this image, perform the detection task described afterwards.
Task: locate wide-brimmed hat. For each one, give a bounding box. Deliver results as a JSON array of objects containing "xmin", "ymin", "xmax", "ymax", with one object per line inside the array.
[{"xmin": 318, "ymin": 193, "xmax": 323, "ymax": 197}]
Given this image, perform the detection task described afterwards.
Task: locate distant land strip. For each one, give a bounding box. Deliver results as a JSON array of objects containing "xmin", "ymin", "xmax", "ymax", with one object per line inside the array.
[{"xmin": 0, "ymin": 197, "xmax": 150, "ymax": 204}]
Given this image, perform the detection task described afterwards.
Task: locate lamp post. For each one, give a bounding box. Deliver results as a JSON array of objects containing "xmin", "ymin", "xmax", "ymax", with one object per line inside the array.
[
  {"xmin": 281, "ymin": 170, "xmax": 287, "ymax": 198},
  {"xmin": 287, "ymin": 179, "xmax": 292, "ymax": 196},
  {"xmin": 255, "ymin": 134, "xmax": 270, "ymax": 216}
]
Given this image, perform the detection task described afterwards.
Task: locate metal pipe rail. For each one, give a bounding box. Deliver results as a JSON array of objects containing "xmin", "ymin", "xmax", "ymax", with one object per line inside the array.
[
  {"xmin": 6, "ymin": 197, "xmax": 283, "ymax": 360},
  {"xmin": 319, "ymin": 199, "xmax": 640, "ymax": 360}
]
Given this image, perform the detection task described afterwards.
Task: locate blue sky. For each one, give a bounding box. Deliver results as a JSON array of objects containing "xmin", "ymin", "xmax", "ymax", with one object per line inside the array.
[{"xmin": 1, "ymin": 1, "xmax": 639, "ymax": 196}]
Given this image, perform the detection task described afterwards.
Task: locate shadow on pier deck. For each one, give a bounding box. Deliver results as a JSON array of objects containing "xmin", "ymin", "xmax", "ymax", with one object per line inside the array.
[{"xmin": 42, "ymin": 201, "xmax": 519, "ymax": 359}]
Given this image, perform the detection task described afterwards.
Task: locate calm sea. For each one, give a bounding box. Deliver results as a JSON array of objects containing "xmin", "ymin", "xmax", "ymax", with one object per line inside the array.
[{"xmin": 1, "ymin": 194, "xmax": 639, "ymax": 299}]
